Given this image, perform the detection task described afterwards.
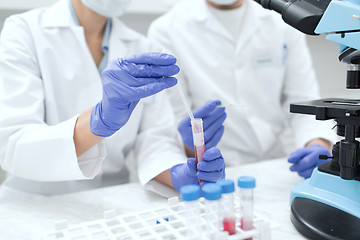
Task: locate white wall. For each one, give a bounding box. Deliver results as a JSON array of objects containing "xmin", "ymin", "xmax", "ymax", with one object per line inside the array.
[{"xmin": 1, "ymin": 4, "xmax": 355, "ymax": 99}]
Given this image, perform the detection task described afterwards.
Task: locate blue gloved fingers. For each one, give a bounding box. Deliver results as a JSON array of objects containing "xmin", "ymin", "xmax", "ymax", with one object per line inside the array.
[
  {"xmin": 197, "ymin": 155, "xmax": 225, "ymax": 172},
  {"xmin": 119, "ymin": 75, "xmax": 179, "ymax": 88},
  {"xmin": 196, "ymin": 147, "xmax": 225, "ymax": 182},
  {"xmin": 177, "ymin": 101, "xmax": 223, "ymax": 131},
  {"xmin": 122, "ymin": 61, "xmax": 180, "ymax": 78},
  {"xmin": 125, "ymin": 52, "xmax": 177, "ymax": 65},
  {"xmin": 202, "ymin": 107, "xmax": 226, "ymax": 130},
  {"xmin": 202, "ymin": 147, "xmax": 222, "ymax": 162},
  {"xmin": 197, "ymin": 169, "xmax": 224, "ymax": 182},
  {"xmin": 288, "ymin": 147, "xmax": 313, "ymax": 164},
  {"xmin": 205, "ymin": 126, "xmax": 225, "ymax": 150},
  {"xmin": 290, "ymin": 156, "xmax": 317, "ymax": 173},
  {"xmin": 170, "ymin": 159, "xmax": 199, "ymax": 192},
  {"xmin": 177, "ymin": 116, "xmax": 194, "ymax": 151},
  {"xmin": 192, "ymin": 100, "xmax": 222, "ymax": 118},
  {"xmin": 203, "ymin": 113, "xmax": 226, "ymax": 142},
  {"xmin": 133, "ymin": 77, "xmax": 177, "ymax": 99},
  {"xmin": 298, "ymin": 168, "xmax": 314, "ymax": 179},
  {"xmin": 187, "ymin": 158, "xmax": 197, "ymax": 173}
]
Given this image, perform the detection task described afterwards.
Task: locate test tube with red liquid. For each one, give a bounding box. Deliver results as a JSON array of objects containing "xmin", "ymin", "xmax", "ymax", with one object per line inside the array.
[
  {"xmin": 217, "ymin": 179, "xmax": 236, "ymax": 235},
  {"xmin": 238, "ymin": 176, "xmax": 256, "ymax": 240},
  {"xmin": 191, "ymin": 118, "xmax": 205, "ymax": 183}
]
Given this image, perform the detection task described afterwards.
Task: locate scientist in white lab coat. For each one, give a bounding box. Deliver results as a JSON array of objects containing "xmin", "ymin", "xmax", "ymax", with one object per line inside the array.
[
  {"xmin": 148, "ymin": 0, "xmax": 338, "ymax": 178},
  {"xmin": 0, "ymin": 0, "xmax": 226, "ymax": 200}
]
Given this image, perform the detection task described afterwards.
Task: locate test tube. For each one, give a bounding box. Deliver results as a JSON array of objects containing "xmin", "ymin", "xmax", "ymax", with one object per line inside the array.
[
  {"xmin": 191, "ymin": 118, "xmax": 205, "ymax": 181},
  {"xmin": 217, "ymin": 179, "xmax": 236, "ymax": 235},
  {"xmin": 180, "ymin": 184, "xmax": 202, "ymax": 239},
  {"xmin": 238, "ymin": 176, "xmax": 256, "ymax": 240},
  {"xmin": 203, "ymin": 183, "xmax": 222, "ymax": 237}
]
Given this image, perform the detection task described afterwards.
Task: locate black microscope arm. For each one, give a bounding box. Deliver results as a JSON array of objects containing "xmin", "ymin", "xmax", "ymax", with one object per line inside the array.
[{"xmin": 254, "ymin": 0, "xmax": 331, "ymax": 35}]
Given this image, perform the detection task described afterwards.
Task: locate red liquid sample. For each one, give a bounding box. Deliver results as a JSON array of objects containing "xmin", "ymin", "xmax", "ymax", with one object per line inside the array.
[
  {"xmin": 194, "ymin": 144, "xmax": 205, "ymax": 163},
  {"xmin": 194, "ymin": 144, "xmax": 205, "ymax": 183},
  {"xmin": 240, "ymin": 218, "xmax": 253, "ymax": 240},
  {"xmin": 223, "ymin": 217, "xmax": 236, "ymax": 235}
]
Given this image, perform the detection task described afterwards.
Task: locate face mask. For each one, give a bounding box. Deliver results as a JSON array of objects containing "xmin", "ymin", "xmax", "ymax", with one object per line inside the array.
[
  {"xmin": 208, "ymin": 0, "xmax": 239, "ymax": 5},
  {"xmin": 81, "ymin": 0, "xmax": 132, "ymax": 17}
]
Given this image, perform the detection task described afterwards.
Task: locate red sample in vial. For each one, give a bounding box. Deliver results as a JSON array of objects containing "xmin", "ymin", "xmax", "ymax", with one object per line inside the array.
[
  {"xmin": 223, "ymin": 217, "xmax": 236, "ymax": 235},
  {"xmin": 240, "ymin": 218, "xmax": 253, "ymax": 240},
  {"xmin": 194, "ymin": 144, "xmax": 205, "ymax": 164},
  {"xmin": 194, "ymin": 144, "xmax": 205, "ymax": 184}
]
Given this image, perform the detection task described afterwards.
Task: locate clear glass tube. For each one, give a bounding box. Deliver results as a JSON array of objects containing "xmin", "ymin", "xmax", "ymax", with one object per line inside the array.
[
  {"xmin": 181, "ymin": 185, "xmax": 202, "ymax": 239},
  {"xmin": 205, "ymin": 199, "xmax": 222, "ymax": 234},
  {"xmin": 191, "ymin": 118, "xmax": 205, "ymax": 165},
  {"xmin": 222, "ymin": 192, "xmax": 236, "ymax": 235},
  {"xmin": 240, "ymin": 188, "xmax": 254, "ymax": 236},
  {"xmin": 238, "ymin": 176, "xmax": 255, "ymax": 240},
  {"xmin": 203, "ymin": 183, "xmax": 222, "ymax": 238}
]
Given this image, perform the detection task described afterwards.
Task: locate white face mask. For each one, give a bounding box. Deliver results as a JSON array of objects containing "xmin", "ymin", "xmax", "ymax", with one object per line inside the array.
[
  {"xmin": 208, "ymin": 0, "xmax": 239, "ymax": 5},
  {"xmin": 81, "ymin": 0, "xmax": 132, "ymax": 17}
]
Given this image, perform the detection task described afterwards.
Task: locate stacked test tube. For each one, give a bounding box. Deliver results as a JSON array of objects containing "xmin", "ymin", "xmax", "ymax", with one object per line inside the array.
[{"xmin": 180, "ymin": 176, "xmax": 257, "ymax": 239}]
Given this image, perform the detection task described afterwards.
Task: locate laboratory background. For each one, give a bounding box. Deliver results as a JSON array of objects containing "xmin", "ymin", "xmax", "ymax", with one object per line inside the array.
[
  {"xmin": 0, "ymin": 0, "xmax": 353, "ymax": 185},
  {"xmin": 0, "ymin": 0, "xmax": 359, "ymax": 239}
]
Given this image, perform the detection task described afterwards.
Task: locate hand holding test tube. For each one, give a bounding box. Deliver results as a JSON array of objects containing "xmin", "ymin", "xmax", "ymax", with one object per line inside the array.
[
  {"xmin": 170, "ymin": 73, "xmax": 225, "ymax": 190},
  {"xmin": 178, "ymin": 100, "xmax": 226, "ymax": 152}
]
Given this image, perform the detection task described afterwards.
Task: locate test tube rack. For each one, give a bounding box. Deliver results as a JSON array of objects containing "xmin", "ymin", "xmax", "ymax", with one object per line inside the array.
[{"xmin": 45, "ymin": 195, "xmax": 275, "ymax": 240}]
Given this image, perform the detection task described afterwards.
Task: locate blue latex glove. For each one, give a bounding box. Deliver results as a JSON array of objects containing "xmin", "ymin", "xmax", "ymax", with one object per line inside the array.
[
  {"xmin": 91, "ymin": 53, "xmax": 180, "ymax": 137},
  {"xmin": 178, "ymin": 100, "xmax": 227, "ymax": 151},
  {"xmin": 288, "ymin": 144, "xmax": 331, "ymax": 178},
  {"xmin": 170, "ymin": 147, "xmax": 226, "ymax": 191}
]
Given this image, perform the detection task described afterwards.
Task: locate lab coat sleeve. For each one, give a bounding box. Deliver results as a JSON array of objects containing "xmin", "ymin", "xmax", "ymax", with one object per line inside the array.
[
  {"xmin": 282, "ymin": 28, "xmax": 338, "ymax": 148},
  {"xmin": 135, "ymin": 92, "xmax": 187, "ymax": 187},
  {"xmin": 0, "ymin": 16, "xmax": 105, "ymax": 181},
  {"xmin": 148, "ymin": 18, "xmax": 192, "ymax": 124}
]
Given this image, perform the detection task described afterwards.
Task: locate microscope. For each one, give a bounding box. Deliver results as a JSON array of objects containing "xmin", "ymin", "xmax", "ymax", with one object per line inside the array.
[{"xmin": 253, "ymin": 0, "xmax": 360, "ymax": 239}]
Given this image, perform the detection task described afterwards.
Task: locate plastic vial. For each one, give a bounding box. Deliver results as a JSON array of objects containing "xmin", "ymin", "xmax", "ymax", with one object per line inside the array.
[
  {"xmin": 238, "ymin": 176, "xmax": 256, "ymax": 240},
  {"xmin": 217, "ymin": 179, "xmax": 236, "ymax": 235},
  {"xmin": 203, "ymin": 183, "xmax": 222, "ymax": 237},
  {"xmin": 191, "ymin": 118, "xmax": 205, "ymax": 184},
  {"xmin": 180, "ymin": 184, "xmax": 202, "ymax": 239},
  {"xmin": 191, "ymin": 118, "xmax": 205, "ymax": 165}
]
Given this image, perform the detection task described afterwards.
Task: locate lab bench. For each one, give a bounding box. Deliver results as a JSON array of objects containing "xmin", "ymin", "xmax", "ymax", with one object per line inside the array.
[{"xmin": 0, "ymin": 158, "xmax": 306, "ymax": 239}]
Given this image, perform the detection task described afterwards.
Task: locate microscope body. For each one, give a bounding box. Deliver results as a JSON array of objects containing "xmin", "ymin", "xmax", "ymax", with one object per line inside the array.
[{"xmin": 253, "ymin": 0, "xmax": 360, "ymax": 238}]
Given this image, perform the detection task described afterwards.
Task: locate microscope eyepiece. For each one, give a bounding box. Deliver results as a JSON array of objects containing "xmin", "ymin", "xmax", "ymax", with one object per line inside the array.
[{"xmin": 253, "ymin": 0, "xmax": 331, "ymax": 35}]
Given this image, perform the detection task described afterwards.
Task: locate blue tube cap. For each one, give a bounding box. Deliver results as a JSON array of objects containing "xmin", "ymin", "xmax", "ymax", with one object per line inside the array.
[
  {"xmin": 216, "ymin": 179, "xmax": 235, "ymax": 194},
  {"xmin": 180, "ymin": 184, "xmax": 201, "ymax": 201},
  {"xmin": 238, "ymin": 176, "xmax": 256, "ymax": 189},
  {"xmin": 203, "ymin": 183, "xmax": 222, "ymax": 201}
]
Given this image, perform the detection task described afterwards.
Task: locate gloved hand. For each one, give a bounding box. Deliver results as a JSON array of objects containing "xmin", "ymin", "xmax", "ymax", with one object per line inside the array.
[
  {"xmin": 170, "ymin": 147, "xmax": 225, "ymax": 191},
  {"xmin": 288, "ymin": 144, "xmax": 331, "ymax": 178},
  {"xmin": 178, "ymin": 100, "xmax": 227, "ymax": 151},
  {"xmin": 91, "ymin": 52, "xmax": 180, "ymax": 137}
]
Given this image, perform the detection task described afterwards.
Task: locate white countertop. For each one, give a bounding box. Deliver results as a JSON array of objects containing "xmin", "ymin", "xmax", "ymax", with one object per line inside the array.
[{"xmin": 0, "ymin": 158, "xmax": 307, "ymax": 239}]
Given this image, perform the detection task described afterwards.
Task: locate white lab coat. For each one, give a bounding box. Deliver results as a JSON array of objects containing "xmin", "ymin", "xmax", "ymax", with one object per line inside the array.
[
  {"xmin": 0, "ymin": 0, "xmax": 186, "ymax": 198},
  {"xmin": 148, "ymin": 0, "xmax": 337, "ymax": 165}
]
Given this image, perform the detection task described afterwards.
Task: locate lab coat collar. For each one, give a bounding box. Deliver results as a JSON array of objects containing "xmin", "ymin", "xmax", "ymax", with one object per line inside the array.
[
  {"xmin": 41, "ymin": 0, "xmax": 77, "ymax": 28},
  {"xmin": 195, "ymin": 0, "xmax": 269, "ymax": 51},
  {"xmin": 194, "ymin": 0, "xmax": 268, "ymax": 22}
]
